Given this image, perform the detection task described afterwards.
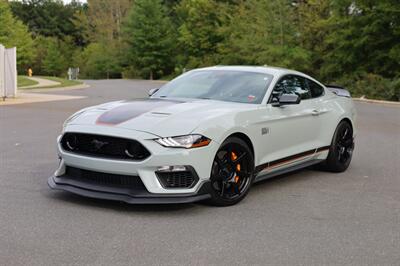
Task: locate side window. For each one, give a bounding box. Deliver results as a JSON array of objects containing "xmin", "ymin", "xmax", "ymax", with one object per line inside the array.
[
  {"xmin": 271, "ymin": 75, "xmax": 311, "ymax": 103},
  {"xmin": 307, "ymin": 79, "xmax": 324, "ymax": 98}
]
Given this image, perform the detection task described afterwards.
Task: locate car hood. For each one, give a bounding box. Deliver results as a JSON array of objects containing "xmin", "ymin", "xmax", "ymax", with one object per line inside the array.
[{"xmin": 67, "ymin": 98, "xmax": 250, "ymax": 137}]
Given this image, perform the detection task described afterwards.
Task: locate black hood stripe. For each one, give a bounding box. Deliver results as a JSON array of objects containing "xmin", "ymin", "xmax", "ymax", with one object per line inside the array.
[{"xmin": 96, "ymin": 98, "xmax": 184, "ymax": 125}]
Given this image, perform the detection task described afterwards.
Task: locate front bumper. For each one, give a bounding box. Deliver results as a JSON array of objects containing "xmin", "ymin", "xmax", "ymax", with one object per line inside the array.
[
  {"xmin": 49, "ymin": 125, "xmax": 219, "ymax": 203},
  {"xmin": 48, "ymin": 175, "xmax": 211, "ymax": 204}
]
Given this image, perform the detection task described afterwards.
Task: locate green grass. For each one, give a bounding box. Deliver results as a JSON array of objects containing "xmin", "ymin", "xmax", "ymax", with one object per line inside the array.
[
  {"xmin": 19, "ymin": 76, "xmax": 83, "ymax": 90},
  {"xmin": 17, "ymin": 76, "xmax": 38, "ymax": 88}
]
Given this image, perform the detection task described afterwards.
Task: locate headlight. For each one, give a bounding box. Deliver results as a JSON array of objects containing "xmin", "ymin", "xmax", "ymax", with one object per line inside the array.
[{"xmin": 154, "ymin": 134, "xmax": 211, "ymax": 149}]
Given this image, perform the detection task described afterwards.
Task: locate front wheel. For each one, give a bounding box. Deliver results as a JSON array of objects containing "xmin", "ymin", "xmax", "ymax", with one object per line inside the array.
[
  {"xmin": 322, "ymin": 120, "xmax": 354, "ymax": 172},
  {"xmin": 207, "ymin": 137, "xmax": 254, "ymax": 206}
]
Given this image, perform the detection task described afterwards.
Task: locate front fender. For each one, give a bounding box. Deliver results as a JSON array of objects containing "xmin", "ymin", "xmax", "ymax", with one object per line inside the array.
[{"xmin": 191, "ymin": 114, "xmax": 258, "ymax": 163}]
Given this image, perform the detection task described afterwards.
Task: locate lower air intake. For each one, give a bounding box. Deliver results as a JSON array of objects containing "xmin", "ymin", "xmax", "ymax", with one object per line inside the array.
[
  {"xmin": 156, "ymin": 170, "xmax": 198, "ymax": 189},
  {"xmin": 64, "ymin": 166, "xmax": 146, "ymax": 190}
]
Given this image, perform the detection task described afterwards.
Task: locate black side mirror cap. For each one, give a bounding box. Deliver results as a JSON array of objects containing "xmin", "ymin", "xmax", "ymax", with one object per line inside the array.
[
  {"xmin": 148, "ymin": 88, "xmax": 159, "ymax": 96},
  {"xmin": 272, "ymin": 93, "xmax": 301, "ymax": 107}
]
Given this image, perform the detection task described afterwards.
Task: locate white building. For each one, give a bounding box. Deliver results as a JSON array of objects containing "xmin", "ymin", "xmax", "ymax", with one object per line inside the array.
[{"xmin": 0, "ymin": 44, "xmax": 17, "ymax": 99}]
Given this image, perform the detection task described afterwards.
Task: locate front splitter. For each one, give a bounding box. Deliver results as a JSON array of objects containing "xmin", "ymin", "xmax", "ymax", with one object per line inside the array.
[{"xmin": 48, "ymin": 176, "xmax": 211, "ymax": 204}]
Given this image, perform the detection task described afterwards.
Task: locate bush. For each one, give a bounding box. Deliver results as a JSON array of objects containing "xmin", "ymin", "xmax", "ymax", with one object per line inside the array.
[
  {"xmin": 332, "ymin": 73, "xmax": 399, "ymax": 101},
  {"xmin": 75, "ymin": 42, "xmax": 122, "ymax": 79},
  {"xmin": 121, "ymin": 66, "xmax": 142, "ymax": 79},
  {"xmin": 42, "ymin": 39, "xmax": 65, "ymax": 76}
]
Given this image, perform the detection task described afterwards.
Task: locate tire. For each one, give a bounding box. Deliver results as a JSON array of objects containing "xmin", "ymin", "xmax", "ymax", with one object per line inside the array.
[
  {"xmin": 206, "ymin": 137, "xmax": 255, "ymax": 206},
  {"xmin": 321, "ymin": 120, "xmax": 354, "ymax": 172}
]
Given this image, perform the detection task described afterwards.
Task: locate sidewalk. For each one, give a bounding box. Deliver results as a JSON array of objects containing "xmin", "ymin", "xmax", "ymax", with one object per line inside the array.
[
  {"xmin": 1, "ymin": 76, "xmax": 89, "ymax": 105},
  {"xmin": 0, "ymin": 92, "xmax": 85, "ymax": 106},
  {"xmin": 19, "ymin": 76, "xmax": 61, "ymax": 89}
]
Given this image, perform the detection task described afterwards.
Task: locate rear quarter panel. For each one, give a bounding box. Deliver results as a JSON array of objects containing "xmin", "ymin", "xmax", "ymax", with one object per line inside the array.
[{"xmin": 319, "ymin": 91, "xmax": 357, "ymax": 145}]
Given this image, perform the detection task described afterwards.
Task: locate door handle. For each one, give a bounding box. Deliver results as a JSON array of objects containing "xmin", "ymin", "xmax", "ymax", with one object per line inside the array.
[{"xmin": 311, "ymin": 109, "xmax": 320, "ymax": 116}]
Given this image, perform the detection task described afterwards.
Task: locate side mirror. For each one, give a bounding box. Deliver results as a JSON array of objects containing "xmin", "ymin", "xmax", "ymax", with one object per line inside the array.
[
  {"xmin": 148, "ymin": 88, "xmax": 159, "ymax": 96},
  {"xmin": 272, "ymin": 93, "xmax": 301, "ymax": 107}
]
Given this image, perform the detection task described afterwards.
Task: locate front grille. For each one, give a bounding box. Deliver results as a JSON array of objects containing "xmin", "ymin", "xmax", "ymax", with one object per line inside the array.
[
  {"xmin": 64, "ymin": 166, "xmax": 146, "ymax": 189},
  {"xmin": 61, "ymin": 133, "xmax": 150, "ymax": 160},
  {"xmin": 156, "ymin": 170, "xmax": 198, "ymax": 188}
]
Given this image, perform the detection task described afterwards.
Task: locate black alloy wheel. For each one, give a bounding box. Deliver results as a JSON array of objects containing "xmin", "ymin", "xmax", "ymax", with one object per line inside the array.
[
  {"xmin": 323, "ymin": 120, "xmax": 354, "ymax": 172},
  {"xmin": 208, "ymin": 137, "xmax": 254, "ymax": 206}
]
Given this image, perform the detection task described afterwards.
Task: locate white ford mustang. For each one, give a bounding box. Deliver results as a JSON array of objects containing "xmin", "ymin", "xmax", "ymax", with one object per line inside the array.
[{"xmin": 48, "ymin": 66, "xmax": 356, "ymax": 206}]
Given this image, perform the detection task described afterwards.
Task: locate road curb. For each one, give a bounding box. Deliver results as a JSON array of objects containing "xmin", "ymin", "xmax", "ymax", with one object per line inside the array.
[
  {"xmin": 353, "ymin": 97, "xmax": 400, "ymax": 106},
  {"xmin": 20, "ymin": 83, "xmax": 90, "ymax": 93},
  {"xmin": 0, "ymin": 92, "xmax": 86, "ymax": 106}
]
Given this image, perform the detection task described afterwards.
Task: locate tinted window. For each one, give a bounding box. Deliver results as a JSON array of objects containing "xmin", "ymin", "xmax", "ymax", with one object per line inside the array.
[
  {"xmin": 307, "ymin": 79, "xmax": 324, "ymax": 98},
  {"xmin": 271, "ymin": 75, "xmax": 311, "ymax": 103},
  {"xmin": 153, "ymin": 70, "xmax": 274, "ymax": 104}
]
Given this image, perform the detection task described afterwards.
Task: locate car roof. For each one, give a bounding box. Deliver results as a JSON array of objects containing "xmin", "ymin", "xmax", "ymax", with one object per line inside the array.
[
  {"xmin": 194, "ymin": 65, "xmax": 303, "ymax": 76},
  {"xmin": 192, "ymin": 65, "xmax": 323, "ymax": 87}
]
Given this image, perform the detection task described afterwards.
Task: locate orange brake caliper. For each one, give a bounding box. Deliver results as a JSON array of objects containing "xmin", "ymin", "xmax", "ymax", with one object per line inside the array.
[{"xmin": 231, "ymin": 152, "xmax": 240, "ymax": 183}]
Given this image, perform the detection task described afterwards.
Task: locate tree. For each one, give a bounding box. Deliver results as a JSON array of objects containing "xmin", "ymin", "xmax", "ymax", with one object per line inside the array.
[
  {"xmin": 293, "ymin": 0, "xmax": 332, "ymax": 77},
  {"xmin": 10, "ymin": 0, "xmax": 87, "ymax": 46},
  {"xmin": 71, "ymin": 3, "xmax": 91, "ymax": 46},
  {"xmin": 0, "ymin": 0, "xmax": 35, "ymax": 72},
  {"xmin": 321, "ymin": 0, "xmax": 400, "ymax": 81},
  {"xmin": 176, "ymin": 0, "xmax": 228, "ymax": 68},
  {"xmin": 42, "ymin": 39, "xmax": 65, "ymax": 76},
  {"xmin": 86, "ymin": 0, "xmax": 133, "ymax": 42},
  {"xmin": 75, "ymin": 42, "xmax": 122, "ymax": 79},
  {"xmin": 124, "ymin": 0, "xmax": 175, "ymax": 79},
  {"xmin": 218, "ymin": 0, "xmax": 311, "ymax": 71}
]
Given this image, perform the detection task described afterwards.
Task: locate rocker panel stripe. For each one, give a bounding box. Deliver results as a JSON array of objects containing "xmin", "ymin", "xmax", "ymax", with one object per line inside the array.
[{"xmin": 255, "ymin": 145, "xmax": 331, "ymax": 174}]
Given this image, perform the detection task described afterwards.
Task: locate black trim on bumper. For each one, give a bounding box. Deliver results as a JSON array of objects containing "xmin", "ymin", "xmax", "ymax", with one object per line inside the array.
[
  {"xmin": 48, "ymin": 176, "xmax": 211, "ymax": 204},
  {"xmin": 156, "ymin": 166, "xmax": 199, "ymax": 189}
]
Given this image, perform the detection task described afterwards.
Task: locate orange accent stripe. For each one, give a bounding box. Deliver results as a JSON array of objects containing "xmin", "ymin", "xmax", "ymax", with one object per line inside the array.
[{"xmin": 255, "ymin": 146, "xmax": 331, "ymax": 173}]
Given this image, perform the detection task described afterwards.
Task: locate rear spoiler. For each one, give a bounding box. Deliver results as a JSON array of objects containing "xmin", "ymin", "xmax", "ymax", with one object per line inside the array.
[{"xmin": 325, "ymin": 85, "xmax": 351, "ymax": 98}]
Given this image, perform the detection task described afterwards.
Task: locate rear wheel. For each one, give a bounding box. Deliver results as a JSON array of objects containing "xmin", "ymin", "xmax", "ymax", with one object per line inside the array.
[
  {"xmin": 207, "ymin": 137, "xmax": 254, "ymax": 206},
  {"xmin": 322, "ymin": 120, "xmax": 354, "ymax": 172}
]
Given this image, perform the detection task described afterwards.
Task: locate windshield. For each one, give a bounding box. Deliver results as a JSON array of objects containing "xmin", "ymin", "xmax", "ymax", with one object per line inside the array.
[{"xmin": 153, "ymin": 70, "xmax": 273, "ymax": 104}]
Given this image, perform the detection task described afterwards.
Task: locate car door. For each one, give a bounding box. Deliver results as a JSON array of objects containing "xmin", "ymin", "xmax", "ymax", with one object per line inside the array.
[
  {"xmin": 255, "ymin": 75, "xmax": 323, "ymax": 170},
  {"xmin": 303, "ymin": 77, "xmax": 329, "ymax": 148}
]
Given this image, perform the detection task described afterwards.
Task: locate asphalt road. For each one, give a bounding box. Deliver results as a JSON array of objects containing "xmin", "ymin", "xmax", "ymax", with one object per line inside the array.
[{"xmin": 0, "ymin": 80, "xmax": 399, "ymax": 265}]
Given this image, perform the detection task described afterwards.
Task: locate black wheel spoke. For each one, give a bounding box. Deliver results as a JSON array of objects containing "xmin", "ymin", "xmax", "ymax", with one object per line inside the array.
[
  {"xmin": 232, "ymin": 182, "xmax": 240, "ymax": 194},
  {"xmin": 220, "ymin": 182, "xmax": 225, "ymax": 197},
  {"xmin": 215, "ymin": 157, "xmax": 225, "ymax": 168},
  {"xmin": 343, "ymin": 138, "xmax": 353, "ymax": 146},
  {"xmin": 227, "ymin": 145, "xmax": 233, "ymax": 155},
  {"xmin": 341, "ymin": 128, "xmax": 348, "ymax": 140},
  {"xmin": 237, "ymin": 170, "xmax": 249, "ymax": 178}
]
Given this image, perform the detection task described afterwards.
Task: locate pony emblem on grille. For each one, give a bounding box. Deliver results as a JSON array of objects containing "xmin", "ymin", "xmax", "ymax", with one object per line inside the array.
[{"xmin": 91, "ymin": 139, "xmax": 109, "ymax": 150}]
